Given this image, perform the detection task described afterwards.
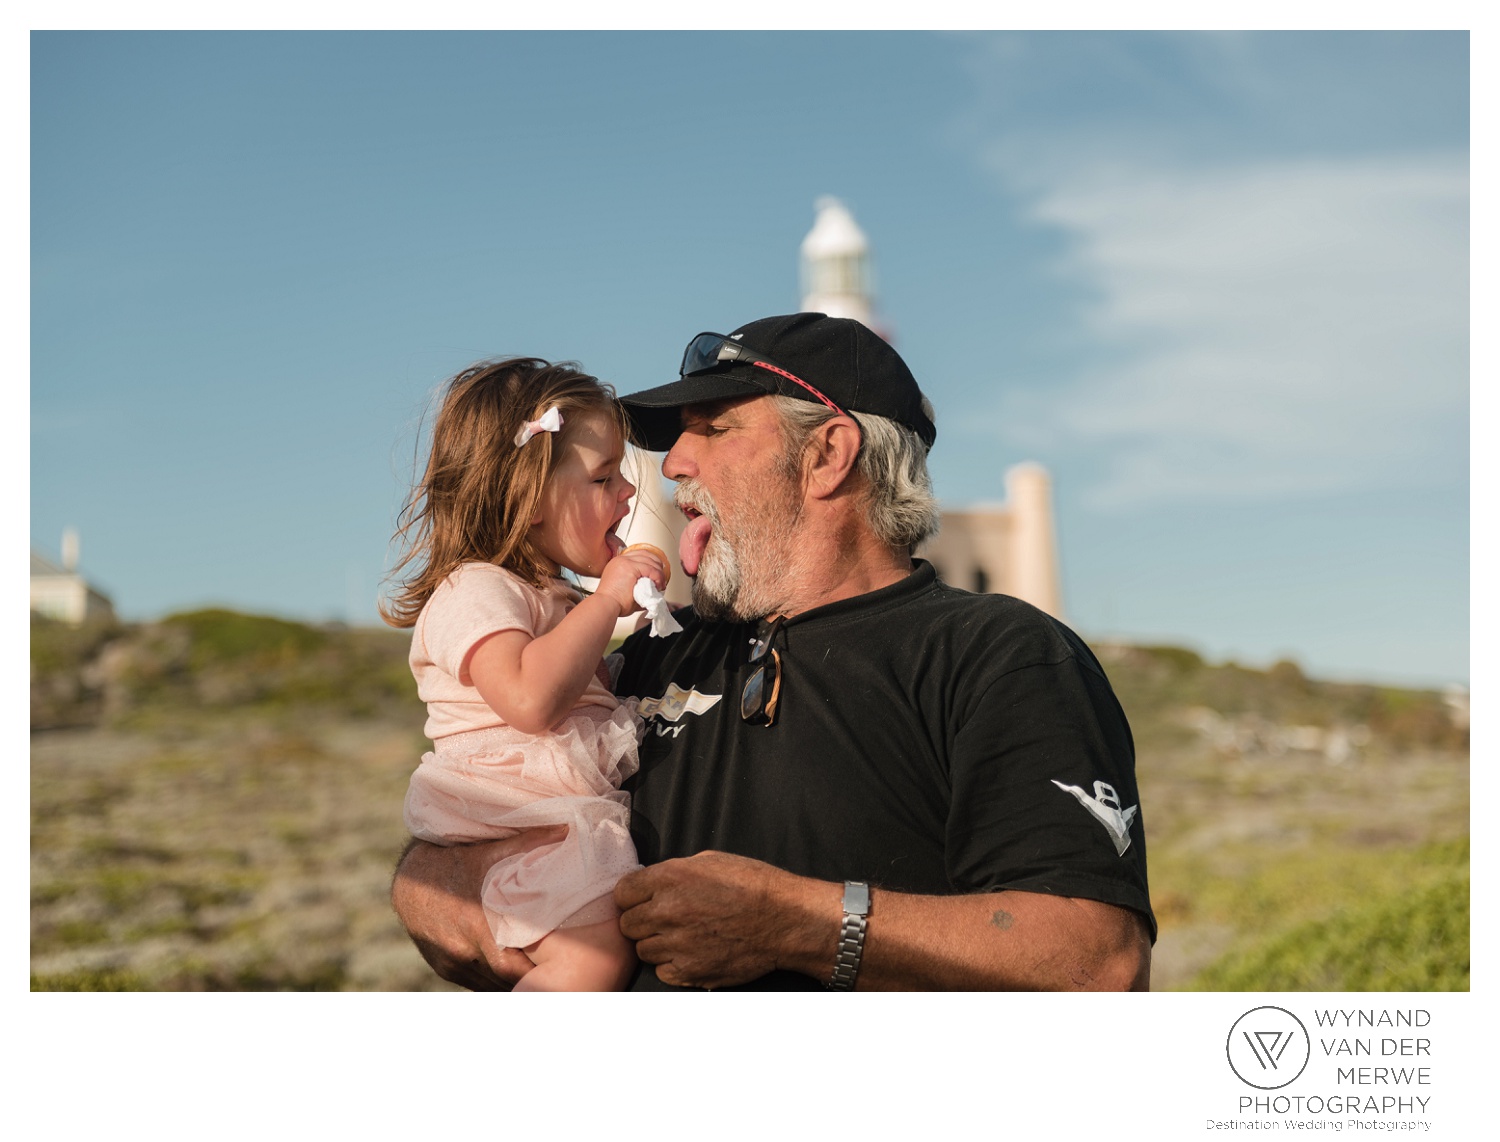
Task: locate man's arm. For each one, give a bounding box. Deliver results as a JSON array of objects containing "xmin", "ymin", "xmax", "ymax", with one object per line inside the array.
[
  {"xmin": 390, "ymin": 833, "xmax": 564, "ymax": 990},
  {"xmin": 614, "ymin": 850, "xmax": 1151, "ymax": 991}
]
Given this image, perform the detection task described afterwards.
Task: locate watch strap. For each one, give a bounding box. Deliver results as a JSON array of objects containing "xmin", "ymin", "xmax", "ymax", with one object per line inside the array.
[{"xmin": 828, "ymin": 881, "xmax": 870, "ymax": 990}]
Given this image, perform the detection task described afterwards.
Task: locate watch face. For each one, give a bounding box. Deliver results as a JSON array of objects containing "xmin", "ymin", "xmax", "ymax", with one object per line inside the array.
[{"xmin": 843, "ymin": 881, "xmax": 871, "ymax": 915}]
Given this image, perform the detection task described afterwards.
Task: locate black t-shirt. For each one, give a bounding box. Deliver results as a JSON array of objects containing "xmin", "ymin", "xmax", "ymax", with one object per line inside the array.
[{"xmin": 614, "ymin": 561, "xmax": 1153, "ymax": 990}]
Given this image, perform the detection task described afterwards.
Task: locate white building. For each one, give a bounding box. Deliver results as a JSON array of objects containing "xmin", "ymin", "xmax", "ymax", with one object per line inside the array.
[
  {"xmin": 919, "ymin": 463, "xmax": 1065, "ymax": 620},
  {"xmin": 31, "ymin": 528, "xmax": 116, "ymax": 625}
]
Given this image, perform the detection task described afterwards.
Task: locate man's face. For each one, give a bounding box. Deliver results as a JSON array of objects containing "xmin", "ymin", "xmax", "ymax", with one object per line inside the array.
[{"xmin": 662, "ymin": 396, "xmax": 806, "ymax": 621}]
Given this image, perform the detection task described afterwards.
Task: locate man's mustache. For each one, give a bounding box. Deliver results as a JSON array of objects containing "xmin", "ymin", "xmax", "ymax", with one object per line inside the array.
[{"xmin": 674, "ymin": 479, "xmax": 719, "ymax": 524}]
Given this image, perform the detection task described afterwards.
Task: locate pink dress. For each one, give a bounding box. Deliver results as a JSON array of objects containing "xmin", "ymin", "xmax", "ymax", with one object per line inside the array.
[{"xmin": 403, "ymin": 563, "xmax": 642, "ymax": 948}]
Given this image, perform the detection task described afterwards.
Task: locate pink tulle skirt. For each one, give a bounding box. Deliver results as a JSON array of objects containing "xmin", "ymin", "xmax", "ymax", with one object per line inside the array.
[{"xmin": 404, "ymin": 703, "xmax": 643, "ymax": 949}]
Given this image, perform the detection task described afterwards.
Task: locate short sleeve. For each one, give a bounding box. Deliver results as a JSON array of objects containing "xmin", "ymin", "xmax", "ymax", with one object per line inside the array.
[
  {"xmin": 944, "ymin": 656, "xmax": 1154, "ymax": 935},
  {"xmin": 419, "ymin": 565, "xmax": 542, "ymax": 686}
]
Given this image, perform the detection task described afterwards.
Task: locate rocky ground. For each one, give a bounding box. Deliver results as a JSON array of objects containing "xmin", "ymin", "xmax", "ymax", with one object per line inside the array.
[{"xmin": 31, "ymin": 714, "xmax": 457, "ymax": 991}]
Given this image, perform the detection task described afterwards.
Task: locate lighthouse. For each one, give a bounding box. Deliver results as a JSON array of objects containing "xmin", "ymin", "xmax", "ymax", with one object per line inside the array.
[{"xmin": 800, "ymin": 196, "xmax": 881, "ymax": 332}]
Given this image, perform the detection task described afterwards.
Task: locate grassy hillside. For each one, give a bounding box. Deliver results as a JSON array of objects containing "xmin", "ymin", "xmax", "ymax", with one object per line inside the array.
[
  {"xmin": 1189, "ymin": 838, "xmax": 1469, "ymax": 991},
  {"xmin": 30, "ymin": 609, "xmax": 421, "ymax": 731},
  {"xmin": 30, "ymin": 614, "xmax": 1469, "ymax": 990},
  {"xmin": 1099, "ymin": 643, "xmax": 1469, "ymax": 990}
]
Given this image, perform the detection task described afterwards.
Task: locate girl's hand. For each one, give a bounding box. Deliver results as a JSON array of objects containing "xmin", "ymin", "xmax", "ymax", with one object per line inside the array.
[{"xmin": 594, "ymin": 547, "xmax": 668, "ymax": 616}]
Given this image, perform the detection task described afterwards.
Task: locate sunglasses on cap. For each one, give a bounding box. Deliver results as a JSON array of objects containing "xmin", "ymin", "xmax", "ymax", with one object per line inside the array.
[{"xmin": 681, "ymin": 333, "xmax": 851, "ymax": 421}]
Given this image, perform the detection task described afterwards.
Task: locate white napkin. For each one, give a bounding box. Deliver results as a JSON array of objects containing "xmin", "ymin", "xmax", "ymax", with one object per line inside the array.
[{"xmin": 633, "ymin": 577, "xmax": 683, "ymax": 638}]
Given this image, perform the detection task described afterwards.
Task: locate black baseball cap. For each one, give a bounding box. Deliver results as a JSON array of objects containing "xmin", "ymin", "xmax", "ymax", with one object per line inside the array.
[{"xmin": 621, "ymin": 312, "xmax": 937, "ymax": 453}]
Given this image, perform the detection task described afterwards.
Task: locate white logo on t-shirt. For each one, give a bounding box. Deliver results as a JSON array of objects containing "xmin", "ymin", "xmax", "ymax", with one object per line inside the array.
[
  {"xmin": 638, "ymin": 682, "xmax": 722, "ymax": 723},
  {"xmin": 1051, "ymin": 779, "xmax": 1138, "ymax": 856}
]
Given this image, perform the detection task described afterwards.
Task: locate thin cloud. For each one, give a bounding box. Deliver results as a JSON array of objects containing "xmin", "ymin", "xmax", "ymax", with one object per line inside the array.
[
  {"xmin": 1012, "ymin": 154, "xmax": 1467, "ymax": 508},
  {"xmin": 952, "ymin": 32, "xmax": 1469, "ymax": 511}
]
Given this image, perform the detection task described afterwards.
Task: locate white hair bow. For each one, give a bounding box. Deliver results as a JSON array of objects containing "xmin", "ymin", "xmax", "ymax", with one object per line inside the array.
[{"xmin": 513, "ymin": 406, "xmax": 564, "ymax": 447}]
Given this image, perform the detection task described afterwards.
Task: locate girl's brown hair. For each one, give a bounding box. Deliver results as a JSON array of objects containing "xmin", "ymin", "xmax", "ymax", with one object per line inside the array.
[{"xmin": 381, "ymin": 357, "xmax": 629, "ymax": 628}]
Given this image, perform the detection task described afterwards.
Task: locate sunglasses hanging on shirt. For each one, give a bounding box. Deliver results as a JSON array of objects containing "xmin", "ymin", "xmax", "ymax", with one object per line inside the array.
[{"xmin": 740, "ymin": 614, "xmax": 787, "ymax": 727}]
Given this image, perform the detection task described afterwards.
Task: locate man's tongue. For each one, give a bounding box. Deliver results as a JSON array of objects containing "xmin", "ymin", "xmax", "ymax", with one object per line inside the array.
[{"xmin": 679, "ymin": 515, "xmax": 713, "ymax": 577}]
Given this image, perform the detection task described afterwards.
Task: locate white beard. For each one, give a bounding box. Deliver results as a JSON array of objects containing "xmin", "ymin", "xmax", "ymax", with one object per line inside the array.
[{"xmin": 676, "ymin": 476, "xmax": 805, "ymax": 622}]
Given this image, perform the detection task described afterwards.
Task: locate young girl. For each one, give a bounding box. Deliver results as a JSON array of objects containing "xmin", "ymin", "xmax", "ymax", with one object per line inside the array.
[{"xmin": 382, "ymin": 357, "xmax": 668, "ymax": 991}]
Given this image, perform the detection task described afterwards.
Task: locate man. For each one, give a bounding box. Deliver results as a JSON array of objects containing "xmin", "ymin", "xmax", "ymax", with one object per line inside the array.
[{"xmin": 393, "ymin": 313, "xmax": 1154, "ymax": 990}]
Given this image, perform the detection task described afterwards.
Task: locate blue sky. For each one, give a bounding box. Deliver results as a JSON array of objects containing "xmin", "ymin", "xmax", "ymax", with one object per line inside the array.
[{"xmin": 30, "ymin": 29, "xmax": 1470, "ymax": 687}]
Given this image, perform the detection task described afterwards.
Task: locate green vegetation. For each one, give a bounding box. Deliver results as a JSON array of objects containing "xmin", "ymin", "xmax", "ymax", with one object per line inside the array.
[
  {"xmin": 1095, "ymin": 641, "xmax": 1467, "ymax": 990},
  {"xmin": 1102, "ymin": 642, "xmax": 1467, "ymax": 754},
  {"xmin": 30, "ymin": 959, "xmax": 353, "ymax": 992},
  {"xmin": 30, "ymin": 608, "xmax": 422, "ymax": 731},
  {"xmin": 29, "ymin": 614, "xmax": 124, "ymax": 675},
  {"xmin": 32, "ymin": 968, "xmax": 148, "ymax": 992},
  {"xmin": 29, "ymin": 614, "xmax": 127, "ymax": 729},
  {"xmin": 1192, "ymin": 840, "xmax": 1469, "ymax": 990},
  {"xmin": 163, "ymin": 608, "xmax": 329, "ymax": 663}
]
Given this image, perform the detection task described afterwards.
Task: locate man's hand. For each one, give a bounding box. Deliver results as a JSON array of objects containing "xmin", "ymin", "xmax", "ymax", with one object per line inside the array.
[
  {"xmin": 614, "ymin": 851, "xmax": 835, "ymax": 989},
  {"xmin": 615, "ymin": 851, "xmax": 1152, "ymax": 991},
  {"xmin": 390, "ymin": 832, "xmax": 564, "ymax": 990}
]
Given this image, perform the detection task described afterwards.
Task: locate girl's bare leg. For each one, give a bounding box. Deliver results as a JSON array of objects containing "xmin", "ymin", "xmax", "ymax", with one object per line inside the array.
[{"xmin": 512, "ymin": 916, "xmax": 636, "ymax": 992}]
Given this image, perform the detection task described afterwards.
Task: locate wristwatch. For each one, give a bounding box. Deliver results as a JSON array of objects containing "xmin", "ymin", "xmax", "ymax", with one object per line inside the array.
[{"xmin": 827, "ymin": 881, "xmax": 871, "ymax": 990}]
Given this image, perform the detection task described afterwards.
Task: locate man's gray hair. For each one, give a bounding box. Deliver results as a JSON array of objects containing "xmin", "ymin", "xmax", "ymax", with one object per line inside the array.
[{"xmin": 773, "ymin": 395, "xmax": 940, "ymax": 550}]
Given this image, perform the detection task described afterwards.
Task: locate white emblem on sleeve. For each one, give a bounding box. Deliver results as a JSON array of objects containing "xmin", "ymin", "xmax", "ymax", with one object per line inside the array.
[
  {"xmin": 637, "ymin": 683, "xmax": 722, "ymax": 723},
  {"xmin": 1051, "ymin": 779, "xmax": 1139, "ymax": 856}
]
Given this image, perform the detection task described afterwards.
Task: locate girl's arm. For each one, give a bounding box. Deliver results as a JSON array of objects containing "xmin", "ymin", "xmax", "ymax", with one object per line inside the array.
[{"xmin": 467, "ymin": 549, "xmax": 666, "ymax": 734}]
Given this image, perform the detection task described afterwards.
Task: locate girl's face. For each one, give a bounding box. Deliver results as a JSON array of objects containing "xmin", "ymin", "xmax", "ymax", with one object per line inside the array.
[{"xmin": 530, "ymin": 412, "xmax": 636, "ymax": 579}]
